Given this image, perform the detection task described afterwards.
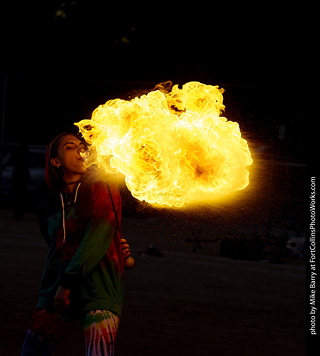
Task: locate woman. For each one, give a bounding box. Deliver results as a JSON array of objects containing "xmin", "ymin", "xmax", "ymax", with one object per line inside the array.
[{"xmin": 21, "ymin": 132, "xmax": 130, "ymax": 356}]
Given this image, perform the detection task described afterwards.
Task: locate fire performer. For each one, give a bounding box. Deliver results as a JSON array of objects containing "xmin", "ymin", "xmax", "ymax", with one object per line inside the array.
[{"xmin": 21, "ymin": 132, "xmax": 131, "ymax": 356}]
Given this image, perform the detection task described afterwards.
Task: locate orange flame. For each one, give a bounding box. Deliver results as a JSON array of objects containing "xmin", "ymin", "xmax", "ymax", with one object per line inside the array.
[{"xmin": 75, "ymin": 81, "xmax": 253, "ymax": 207}]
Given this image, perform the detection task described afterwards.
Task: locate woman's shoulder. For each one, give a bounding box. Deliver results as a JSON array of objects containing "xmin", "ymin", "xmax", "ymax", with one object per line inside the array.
[
  {"xmin": 83, "ymin": 169, "xmax": 120, "ymax": 194},
  {"xmin": 91, "ymin": 180, "xmax": 120, "ymax": 198}
]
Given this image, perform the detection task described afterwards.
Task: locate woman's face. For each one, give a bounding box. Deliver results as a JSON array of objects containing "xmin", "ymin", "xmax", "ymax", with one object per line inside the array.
[{"xmin": 51, "ymin": 135, "xmax": 87, "ymax": 179}]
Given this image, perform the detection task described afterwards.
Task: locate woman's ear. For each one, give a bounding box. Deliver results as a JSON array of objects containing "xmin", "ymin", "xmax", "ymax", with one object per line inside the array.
[{"xmin": 51, "ymin": 158, "xmax": 62, "ymax": 168}]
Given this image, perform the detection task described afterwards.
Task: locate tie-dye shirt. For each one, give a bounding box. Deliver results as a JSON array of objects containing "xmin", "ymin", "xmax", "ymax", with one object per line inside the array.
[{"xmin": 36, "ymin": 179, "xmax": 124, "ymax": 317}]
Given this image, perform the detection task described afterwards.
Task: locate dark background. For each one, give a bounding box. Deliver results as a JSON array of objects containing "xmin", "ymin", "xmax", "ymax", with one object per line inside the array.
[
  {"xmin": 0, "ymin": 0, "xmax": 308, "ymax": 228},
  {"xmin": 1, "ymin": 1, "xmax": 302, "ymax": 84},
  {"xmin": 0, "ymin": 2, "xmax": 313, "ymax": 355},
  {"xmin": 0, "ymin": 1, "xmax": 306, "ymax": 145}
]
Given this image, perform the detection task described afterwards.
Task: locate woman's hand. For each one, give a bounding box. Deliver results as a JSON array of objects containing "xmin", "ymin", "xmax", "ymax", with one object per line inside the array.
[
  {"xmin": 121, "ymin": 238, "xmax": 131, "ymax": 260},
  {"xmin": 54, "ymin": 285, "xmax": 70, "ymax": 312}
]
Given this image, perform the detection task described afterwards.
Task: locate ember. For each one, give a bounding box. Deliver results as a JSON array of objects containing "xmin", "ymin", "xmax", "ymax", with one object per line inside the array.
[{"xmin": 75, "ymin": 81, "xmax": 253, "ymax": 207}]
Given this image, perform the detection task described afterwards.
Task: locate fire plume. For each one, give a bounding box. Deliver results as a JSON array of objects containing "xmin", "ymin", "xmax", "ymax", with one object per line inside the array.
[{"xmin": 75, "ymin": 81, "xmax": 253, "ymax": 207}]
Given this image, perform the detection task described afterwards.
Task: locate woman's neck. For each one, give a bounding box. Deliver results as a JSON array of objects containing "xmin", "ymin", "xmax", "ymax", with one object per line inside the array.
[
  {"xmin": 62, "ymin": 181, "xmax": 80, "ymax": 193},
  {"xmin": 62, "ymin": 174, "xmax": 83, "ymax": 193}
]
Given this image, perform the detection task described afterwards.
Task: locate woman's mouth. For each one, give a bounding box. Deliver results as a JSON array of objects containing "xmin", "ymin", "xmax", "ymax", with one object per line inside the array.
[{"xmin": 78, "ymin": 151, "xmax": 87, "ymax": 162}]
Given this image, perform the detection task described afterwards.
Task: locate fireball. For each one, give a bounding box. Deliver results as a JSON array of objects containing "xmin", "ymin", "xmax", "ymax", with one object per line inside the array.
[{"xmin": 75, "ymin": 81, "xmax": 253, "ymax": 207}]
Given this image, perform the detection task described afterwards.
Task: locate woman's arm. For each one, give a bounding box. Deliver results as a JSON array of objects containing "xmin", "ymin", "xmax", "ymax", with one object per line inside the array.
[{"xmin": 54, "ymin": 286, "xmax": 70, "ymax": 312}]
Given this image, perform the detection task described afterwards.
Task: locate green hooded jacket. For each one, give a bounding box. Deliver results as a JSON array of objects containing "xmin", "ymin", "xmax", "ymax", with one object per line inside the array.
[{"xmin": 36, "ymin": 180, "xmax": 124, "ymax": 317}]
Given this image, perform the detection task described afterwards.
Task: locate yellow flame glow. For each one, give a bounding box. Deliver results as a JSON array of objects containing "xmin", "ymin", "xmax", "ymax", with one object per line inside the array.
[{"xmin": 75, "ymin": 81, "xmax": 253, "ymax": 207}]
